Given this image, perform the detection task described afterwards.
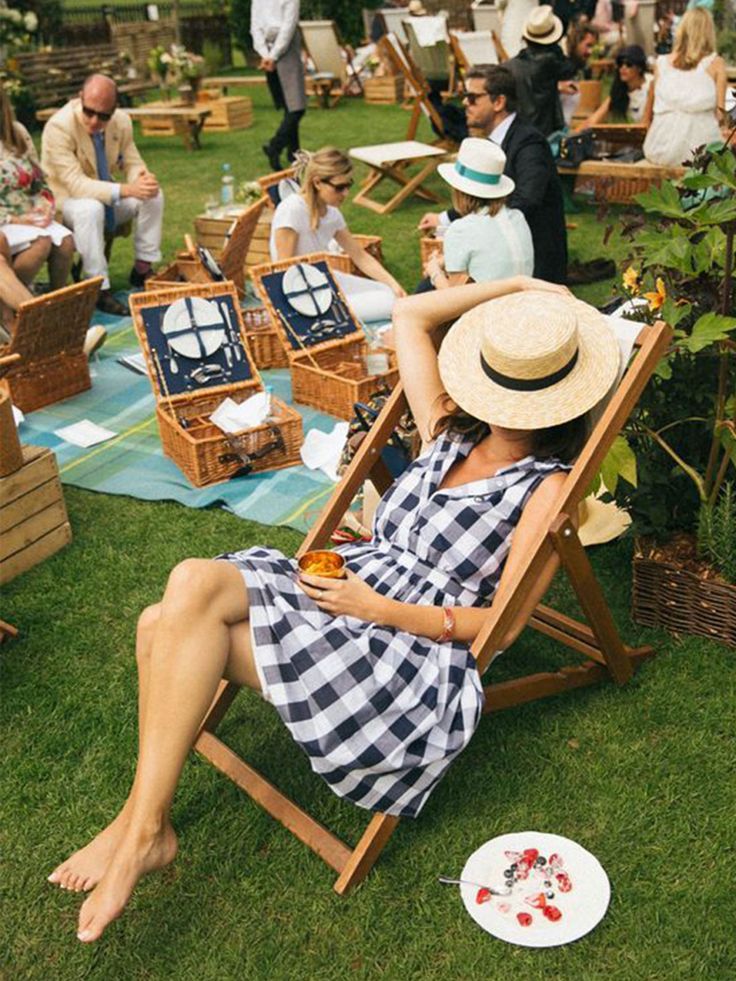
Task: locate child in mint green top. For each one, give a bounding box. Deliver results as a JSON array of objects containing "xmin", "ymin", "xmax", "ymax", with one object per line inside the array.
[{"xmin": 423, "ymin": 137, "xmax": 534, "ymax": 290}]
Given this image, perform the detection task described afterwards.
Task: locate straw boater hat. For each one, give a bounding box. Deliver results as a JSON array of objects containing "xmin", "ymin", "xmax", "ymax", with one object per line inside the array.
[
  {"xmin": 438, "ymin": 291, "xmax": 619, "ymax": 430},
  {"xmin": 438, "ymin": 138, "xmax": 515, "ymax": 200},
  {"xmin": 408, "ymin": 0, "xmax": 428, "ymax": 15},
  {"xmin": 522, "ymin": 5, "xmax": 564, "ymax": 46}
]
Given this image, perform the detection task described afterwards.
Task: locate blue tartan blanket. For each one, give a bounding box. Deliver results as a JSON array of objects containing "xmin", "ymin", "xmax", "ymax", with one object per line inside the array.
[{"xmin": 15, "ymin": 306, "xmax": 344, "ymax": 534}]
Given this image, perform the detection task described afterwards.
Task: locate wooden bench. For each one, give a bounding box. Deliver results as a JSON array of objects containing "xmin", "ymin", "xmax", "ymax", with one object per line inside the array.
[{"xmin": 14, "ymin": 44, "xmax": 153, "ymax": 110}]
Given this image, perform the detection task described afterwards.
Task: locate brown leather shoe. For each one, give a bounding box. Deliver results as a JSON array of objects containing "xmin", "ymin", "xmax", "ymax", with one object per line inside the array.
[{"xmin": 96, "ymin": 289, "xmax": 128, "ymax": 317}]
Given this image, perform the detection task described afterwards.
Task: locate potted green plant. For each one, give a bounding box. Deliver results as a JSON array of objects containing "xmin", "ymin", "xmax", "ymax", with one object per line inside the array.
[{"xmin": 604, "ymin": 142, "xmax": 736, "ymax": 645}]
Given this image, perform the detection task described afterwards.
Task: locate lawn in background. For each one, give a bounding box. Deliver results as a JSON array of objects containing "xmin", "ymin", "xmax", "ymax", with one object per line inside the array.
[{"xmin": 4, "ymin": 90, "xmax": 735, "ymax": 980}]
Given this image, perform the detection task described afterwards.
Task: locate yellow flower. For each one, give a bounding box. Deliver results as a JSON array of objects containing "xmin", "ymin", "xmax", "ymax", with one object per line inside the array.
[
  {"xmin": 644, "ymin": 277, "xmax": 667, "ymax": 312},
  {"xmin": 622, "ymin": 266, "xmax": 641, "ymax": 295}
]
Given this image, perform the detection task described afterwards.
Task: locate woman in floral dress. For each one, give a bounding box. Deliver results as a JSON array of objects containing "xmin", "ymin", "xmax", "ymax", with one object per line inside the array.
[{"xmin": 0, "ymin": 86, "xmax": 74, "ymax": 291}]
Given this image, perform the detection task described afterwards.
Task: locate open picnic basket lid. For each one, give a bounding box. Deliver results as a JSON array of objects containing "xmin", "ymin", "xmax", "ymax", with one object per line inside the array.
[
  {"xmin": 251, "ymin": 252, "xmax": 368, "ymax": 362},
  {"xmin": 129, "ymin": 281, "xmax": 264, "ymax": 409}
]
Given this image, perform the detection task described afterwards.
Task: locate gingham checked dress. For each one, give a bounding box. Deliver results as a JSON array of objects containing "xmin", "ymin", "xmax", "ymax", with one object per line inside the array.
[{"xmin": 220, "ymin": 432, "xmax": 569, "ymax": 818}]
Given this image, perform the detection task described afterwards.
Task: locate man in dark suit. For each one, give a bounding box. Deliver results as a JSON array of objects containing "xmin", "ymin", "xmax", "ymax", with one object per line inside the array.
[{"xmin": 419, "ymin": 65, "xmax": 567, "ymax": 285}]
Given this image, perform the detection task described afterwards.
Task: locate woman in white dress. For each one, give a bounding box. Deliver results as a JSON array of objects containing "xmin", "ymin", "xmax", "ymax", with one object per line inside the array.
[
  {"xmin": 577, "ymin": 45, "xmax": 653, "ymax": 129},
  {"xmin": 422, "ymin": 138, "xmax": 534, "ymax": 290},
  {"xmin": 642, "ymin": 8, "xmax": 727, "ymax": 167},
  {"xmin": 270, "ymin": 147, "xmax": 406, "ymax": 323}
]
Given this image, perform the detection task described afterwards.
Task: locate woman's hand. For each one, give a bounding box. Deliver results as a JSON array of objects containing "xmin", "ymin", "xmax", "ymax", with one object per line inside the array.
[
  {"xmin": 299, "ymin": 569, "xmax": 389, "ymax": 623},
  {"xmin": 390, "ymin": 279, "xmax": 407, "ymax": 298}
]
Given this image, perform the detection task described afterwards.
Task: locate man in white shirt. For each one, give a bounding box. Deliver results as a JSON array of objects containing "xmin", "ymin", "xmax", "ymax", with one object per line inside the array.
[{"xmin": 251, "ymin": 0, "xmax": 306, "ymax": 171}]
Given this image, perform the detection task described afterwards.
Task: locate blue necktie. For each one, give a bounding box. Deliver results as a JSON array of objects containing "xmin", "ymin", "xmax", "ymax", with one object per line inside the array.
[{"xmin": 92, "ymin": 132, "xmax": 116, "ymax": 234}]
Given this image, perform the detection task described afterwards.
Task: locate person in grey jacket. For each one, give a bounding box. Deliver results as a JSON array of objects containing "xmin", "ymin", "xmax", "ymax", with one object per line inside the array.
[{"xmin": 251, "ymin": 0, "xmax": 307, "ymax": 171}]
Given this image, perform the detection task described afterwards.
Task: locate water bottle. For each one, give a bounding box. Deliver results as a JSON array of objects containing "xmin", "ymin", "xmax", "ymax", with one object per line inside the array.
[{"xmin": 220, "ymin": 163, "xmax": 234, "ymax": 207}]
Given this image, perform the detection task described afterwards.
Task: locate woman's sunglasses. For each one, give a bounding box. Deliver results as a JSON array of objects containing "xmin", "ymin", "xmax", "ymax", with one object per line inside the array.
[
  {"xmin": 81, "ymin": 104, "xmax": 114, "ymax": 123},
  {"xmin": 324, "ymin": 178, "xmax": 354, "ymax": 192},
  {"xmin": 617, "ymin": 60, "xmax": 640, "ymax": 69}
]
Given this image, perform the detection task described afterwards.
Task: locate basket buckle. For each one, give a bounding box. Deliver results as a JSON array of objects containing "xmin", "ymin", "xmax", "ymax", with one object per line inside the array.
[{"xmin": 219, "ymin": 424, "xmax": 286, "ymax": 476}]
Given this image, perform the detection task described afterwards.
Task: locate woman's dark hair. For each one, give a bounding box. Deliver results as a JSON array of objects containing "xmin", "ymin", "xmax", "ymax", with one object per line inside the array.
[
  {"xmin": 611, "ymin": 45, "xmax": 647, "ymax": 116},
  {"xmin": 431, "ymin": 396, "xmax": 589, "ymax": 465}
]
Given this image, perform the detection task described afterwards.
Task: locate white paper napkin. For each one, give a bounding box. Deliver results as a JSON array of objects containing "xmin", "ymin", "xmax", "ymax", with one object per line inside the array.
[
  {"xmin": 12, "ymin": 404, "xmax": 24, "ymax": 427},
  {"xmin": 210, "ymin": 393, "xmax": 270, "ymax": 434},
  {"xmin": 300, "ymin": 422, "xmax": 349, "ymax": 481},
  {"xmin": 55, "ymin": 420, "xmax": 117, "ymax": 448}
]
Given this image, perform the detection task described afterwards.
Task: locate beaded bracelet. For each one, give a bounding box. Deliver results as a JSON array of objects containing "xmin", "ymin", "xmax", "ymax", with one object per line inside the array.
[{"xmin": 435, "ymin": 606, "xmax": 456, "ymax": 644}]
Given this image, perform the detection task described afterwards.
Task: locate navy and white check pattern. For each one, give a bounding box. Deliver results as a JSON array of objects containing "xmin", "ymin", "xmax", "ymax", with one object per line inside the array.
[{"xmin": 220, "ymin": 434, "xmax": 569, "ymax": 818}]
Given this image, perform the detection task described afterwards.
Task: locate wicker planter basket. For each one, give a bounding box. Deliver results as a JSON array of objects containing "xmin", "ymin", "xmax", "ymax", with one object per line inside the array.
[
  {"xmin": 130, "ymin": 282, "xmax": 302, "ymax": 487},
  {"xmin": 632, "ymin": 544, "xmax": 736, "ymax": 648}
]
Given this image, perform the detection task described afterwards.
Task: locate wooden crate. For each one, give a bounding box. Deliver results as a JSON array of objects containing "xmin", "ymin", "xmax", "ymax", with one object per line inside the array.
[
  {"xmin": 140, "ymin": 112, "xmax": 190, "ymax": 139},
  {"xmin": 129, "ymin": 282, "xmax": 303, "ymax": 487},
  {"xmin": 199, "ymin": 95, "xmax": 253, "ymax": 131},
  {"xmin": 364, "ymin": 75, "xmax": 405, "ymax": 105},
  {"xmin": 0, "ymin": 445, "xmax": 71, "ymax": 586}
]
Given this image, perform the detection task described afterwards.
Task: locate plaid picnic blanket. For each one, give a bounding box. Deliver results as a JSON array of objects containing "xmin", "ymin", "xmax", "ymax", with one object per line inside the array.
[{"xmin": 16, "ymin": 303, "xmax": 343, "ymax": 534}]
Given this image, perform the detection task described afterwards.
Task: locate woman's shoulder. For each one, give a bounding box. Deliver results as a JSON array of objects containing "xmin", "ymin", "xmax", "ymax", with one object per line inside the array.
[{"xmin": 272, "ymin": 191, "xmax": 307, "ymax": 228}]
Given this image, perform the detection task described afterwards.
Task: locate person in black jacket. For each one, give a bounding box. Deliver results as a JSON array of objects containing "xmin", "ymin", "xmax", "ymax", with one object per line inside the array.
[{"xmin": 419, "ymin": 65, "xmax": 567, "ymax": 285}]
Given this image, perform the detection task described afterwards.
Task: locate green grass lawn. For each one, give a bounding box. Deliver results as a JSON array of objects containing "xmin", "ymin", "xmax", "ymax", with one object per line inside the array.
[{"xmin": 4, "ymin": 90, "xmax": 735, "ymax": 979}]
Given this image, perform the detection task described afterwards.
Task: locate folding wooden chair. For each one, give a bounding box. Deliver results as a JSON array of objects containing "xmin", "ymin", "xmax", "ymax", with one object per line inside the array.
[
  {"xmin": 403, "ymin": 16, "xmax": 451, "ymax": 91},
  {"xmin": 471, "ymin": 0, "xmax": 503, "ymax": 35},
  {"xmin": 194, "ymin": 314, "xmax": 672, "ymax": 895},
  {"xmin": 377, "ymin": 33, "xmax": 450, "ymax": 145},
  {"xmin": 449, "ymin": 29, "xmax": 507, "ymax": 95},
  {"xmin": 0, "ymin": 278, "xmax": 102, "ymax": 413},
  {"xmin": 148, "ymin": 197, "xmax": 268, "ymax": 297},
  {"xmin": 299, "ymin": 19, "xmax": 362, "ymax": 108},
  {"xmin": 376, "ymin": 8, "xmax": 409, "ymax": 44}
]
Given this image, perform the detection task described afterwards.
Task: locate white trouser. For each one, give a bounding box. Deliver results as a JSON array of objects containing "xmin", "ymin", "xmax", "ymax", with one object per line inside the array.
[
  {"xmin": 61, "ymin": 191, "xmax": 164, "ymax": 289},
  {"xmin": 333, "ymin": 270, "xmax": 396, "ymax": 324}
]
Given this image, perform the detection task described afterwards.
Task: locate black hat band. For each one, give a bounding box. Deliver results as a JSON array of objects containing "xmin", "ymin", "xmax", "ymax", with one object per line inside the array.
[{"xmin": 479, "ymin": 348, "xmax": 579, "ymax": 391}]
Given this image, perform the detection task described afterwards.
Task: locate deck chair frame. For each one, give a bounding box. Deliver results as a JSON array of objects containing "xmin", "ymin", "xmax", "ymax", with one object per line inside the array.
[
  {"xmin": 0, "ymin": 278, "xmax": 102, "ymax": 413},
  {"xmin": 300, "ymin": 19, "xmax": 362, "ymax": 107},
  {"xmin": 402, "ymin": 17, "xmax": 451, "ymax": 90},
  {"xmin": 377, "ymin": 34, "xmax": 450, "ymax": 145},
  {"xmin": 448, "ymin": 29, "xmax": 507, "ymax": 95},
  {"xmin": 194, "ymin": 317, "xmax": 671, "ymax": 895}
]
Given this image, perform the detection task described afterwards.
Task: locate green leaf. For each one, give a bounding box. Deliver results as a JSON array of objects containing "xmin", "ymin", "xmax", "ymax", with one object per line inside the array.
[
  {"xmin": 660, "ymin": 297, "xmax": 691, "ymax": 328},
  {"xmin": 600, "ymin": 435, "xmax": 638, "ymax": 495},
  {"xmin": 634, "ymin": 181, "xmax": 686, "ymax": 218},
  {"xmin": 681, "ymin": 173, "xmax": 717, "ymax": 190},
  {"xmin": 683, "ymin": 313, "xmax": 736, "ymax": 353},
  {"xmin": 654, "ymin": 355, "xmax": 673, "ymax": 379},
  {"xmin": 718, "ymin": 425, "xmax": 736, "ymax": 468}
]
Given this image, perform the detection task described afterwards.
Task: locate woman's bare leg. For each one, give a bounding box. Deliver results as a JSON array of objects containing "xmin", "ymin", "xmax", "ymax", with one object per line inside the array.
[
  {"xmin": 48, "ymin": 236, "xmax": 74, "ymax": 291},
  {"xmin": 12, "ymin": 237, "xmax": 51, "ymax": 287}
]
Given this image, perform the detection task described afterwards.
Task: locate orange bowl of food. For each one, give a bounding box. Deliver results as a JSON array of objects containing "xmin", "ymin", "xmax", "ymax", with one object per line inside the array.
[{"xmin": 297, "ymin": 550, "xmax": 346, "ymax": 579}]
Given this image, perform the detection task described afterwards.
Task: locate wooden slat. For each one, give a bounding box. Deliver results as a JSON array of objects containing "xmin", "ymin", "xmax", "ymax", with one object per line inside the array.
[
  {"xmin": 0, "ymin": 500, "xmax": 68, "ymax": 562},
  {"xmin": 0, "ymin": 521, "xmax": 72, "ymax": 586},
  {"xmin": 195, "ymin": 730, "xmax": 352, "ymax": 874},
  {"xmin": 0, "ymin": 477, "xmax": 64, "ymax": 534},
  {"xmin": 0, "ymin": 446, "xmax": 57, "ymax": 507},
  {"xmin": 334, "ymin": 814, "xmax": 399, "ymax": 895}
]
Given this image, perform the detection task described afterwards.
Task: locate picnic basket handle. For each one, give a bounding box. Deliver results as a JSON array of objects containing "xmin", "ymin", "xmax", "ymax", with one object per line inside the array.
[{"xmin": 218, "ymin": 425, "xmax": 286, "ymax": 476}]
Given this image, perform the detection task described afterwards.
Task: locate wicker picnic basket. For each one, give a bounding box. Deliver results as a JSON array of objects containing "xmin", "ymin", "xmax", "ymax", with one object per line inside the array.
[
  {"xmin": 251, "ymin": 252, "xmax": 398, "ymax": 421},
  {"xmin": 129, "ymin": 282, "xmax": 302, "ymax": 487},
  {"xmin": 0, "ymin": 278, "xmax": 101, "ymax": 413},
  {"xmin": 241, "ymin": 306, "xmax": 289, "ymax": 370},
  {"xmin": 147, "ymin": 255, "xmax": 212, "ymax": 290}
]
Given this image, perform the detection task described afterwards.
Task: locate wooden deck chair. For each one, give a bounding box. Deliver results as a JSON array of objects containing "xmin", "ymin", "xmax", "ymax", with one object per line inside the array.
[
  {"xmin": 471, "ymin": 0, "xmax": 503, "ymax": 35},
  {"xmin": 403, "ymin": 16, "xmax": 451, "ymax": 91},
  {"xmin": 448, "ymin": 30, "xmax": 507, "ymax": 94},
  {"xmin": 300, "ymin": 20, "xmax": 362, "ymax": 108},
  {"xmin": 0, "ymin": 277, "xmax": 102, "ymax": 413},
  {"xmin": 194, "ymin": 314, "xmax": 672, "ymax": 895},
  {"xmin": 377, "ymin": 8, "xmax": 409, "ymax": 43},
  {"xmin": 148, "ymin": 197, "xmax": 268, "ymax": 297},
  {"xmin": 377, "ymin": 33, "xmax": 452, "ymax": 145}
]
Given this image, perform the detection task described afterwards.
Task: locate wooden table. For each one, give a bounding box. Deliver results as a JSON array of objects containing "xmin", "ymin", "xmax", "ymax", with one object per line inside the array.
[
  {"xmin": 349, "ymin": 141, "xmax": 448, "ymax": 215},
  {"xmin": 35, "ymin": 104, "xmax": 212, "ymax": 150},
  {"xmin": 202, "ymin": 75, "xmax": 268, "ymax": 93}
]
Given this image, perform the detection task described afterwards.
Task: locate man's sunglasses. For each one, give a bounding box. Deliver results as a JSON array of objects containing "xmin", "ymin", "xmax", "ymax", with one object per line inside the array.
[
  {"xmin": 462, "ymin": 91, "xmax": 489, "ymax": 105},
  {"xmin": 324, "ymin": 178, "xmax": 354, "ymax": 191},
  {"xmin": 81, "ymin": 104, "xmax": 114, "ymax": 123}
]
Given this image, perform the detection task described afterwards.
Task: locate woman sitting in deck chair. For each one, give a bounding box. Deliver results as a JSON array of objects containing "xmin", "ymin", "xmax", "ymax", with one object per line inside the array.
[
  {"xmin": 270, "ymin": 146, "xmax": 406, "ymax": 323},
  {"xmin": 49, "ymin": 277, "xmax": 621, "ymax": 944}
]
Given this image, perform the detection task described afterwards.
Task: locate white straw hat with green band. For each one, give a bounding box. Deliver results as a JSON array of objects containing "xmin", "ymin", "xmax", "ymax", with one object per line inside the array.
[{"xmin": 437, "ymin": 138, "xmax": 515, "ymax": 200}]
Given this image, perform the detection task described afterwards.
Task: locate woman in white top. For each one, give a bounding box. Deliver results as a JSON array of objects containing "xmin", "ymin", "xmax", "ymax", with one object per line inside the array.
[
  {"xmin": 423, "ymin": 138, "xmax": 534, "ymax": 290},
  {"xmin": 643, "ymin": 8, "xmax": 727, "ymax": 167},
  {"xmin": 577, "ymin": 45, "xmax": 652, "ymax": 130},
  {"xmin": 270, "ymin": 147, "xmax": 406, "ymax": 323}
]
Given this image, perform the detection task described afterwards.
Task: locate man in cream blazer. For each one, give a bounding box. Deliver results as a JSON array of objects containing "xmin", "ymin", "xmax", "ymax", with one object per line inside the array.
[{"xmin": 42, "ymin": 74, "xmax": 164, "ymax": 315}]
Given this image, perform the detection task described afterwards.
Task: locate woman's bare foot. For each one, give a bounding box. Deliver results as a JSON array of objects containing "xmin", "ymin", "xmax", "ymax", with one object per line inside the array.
[
  {"xmin": 76, "ymin": 822, "xmax": 178, "ymax": 943},
  {"xmin": 48, "ymin": 805, "xmax": 132, "ymax": 893}
]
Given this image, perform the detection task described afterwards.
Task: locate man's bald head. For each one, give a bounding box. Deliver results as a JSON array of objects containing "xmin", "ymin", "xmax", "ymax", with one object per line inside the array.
[{"xmin": 79, "ymin": 74, "xmax": 117, "ymax": 134}]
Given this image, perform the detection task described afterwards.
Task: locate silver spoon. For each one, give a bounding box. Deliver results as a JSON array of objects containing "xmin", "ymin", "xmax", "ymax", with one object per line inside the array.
[
  {"xmin": 167, "ymin": 340, "xmax": 179, "ymax": 374},
  {"xmin": 438, "ymin": 876, "xmax": 511, "ymax": 896}
]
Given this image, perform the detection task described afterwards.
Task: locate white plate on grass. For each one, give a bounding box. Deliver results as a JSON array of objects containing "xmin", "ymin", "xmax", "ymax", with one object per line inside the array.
[{"xmin": 460, "ymin": 831, "xmax": 610, "ymax": 947}]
